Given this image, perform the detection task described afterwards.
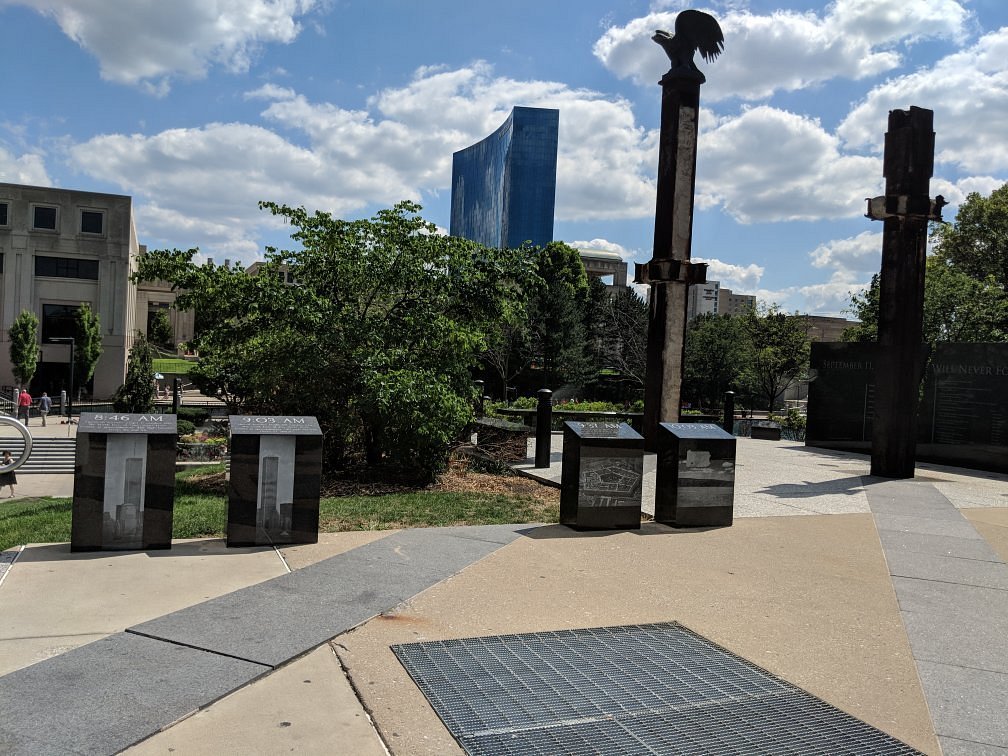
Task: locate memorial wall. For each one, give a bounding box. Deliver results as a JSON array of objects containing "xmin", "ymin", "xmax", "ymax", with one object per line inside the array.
[{"xmin": 806, "ymin": 342, "xmax": 1008, "ymax": 473}]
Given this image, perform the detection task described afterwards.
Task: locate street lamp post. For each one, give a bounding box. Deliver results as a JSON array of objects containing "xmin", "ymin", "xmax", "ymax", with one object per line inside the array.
[{"xmin": 50, "ymin": 337, "xmax": 75, "ymax": 423}]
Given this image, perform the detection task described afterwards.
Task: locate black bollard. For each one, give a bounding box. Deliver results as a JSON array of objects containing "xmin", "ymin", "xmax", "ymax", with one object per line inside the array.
[
  {"xmin": 722, "ymin": 391, "xmax": 735, "ymax": 435},
  {"xmin": 473, "ymin": 380, "xmax": 485, "ymax": 417},
  {"xmin": 534, "ymin": 388, "xmax": 553, "ymax": 468},
  {"xmin": 172, "ymin": 377, "xmax": 181, "ymax": 414}
]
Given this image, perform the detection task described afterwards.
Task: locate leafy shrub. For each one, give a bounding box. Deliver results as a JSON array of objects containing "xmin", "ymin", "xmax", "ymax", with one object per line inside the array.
[
  {"xmin": 179, "ymin": 433, "xmax": 227, "ymax": 445},
  {"xmin": 510, "ymin": 396, "xmax": 538, "ymax": 409},
  {"xmin": 176, "ymin": 406, "xmax": 211, "ymax": 426},
  {"xmin": 361, "ymin": 368, "xmax": 472, "ymax": 481},
  {"xmin": 505, "ymin": 397, "xmax": 643, "ymax": 413},
  {"xmin": 176, "ymin": 419, "xmax": 196, "ymax": 436},
  {"xmin": 770, "ymin": 407, "xmax": 806, "ymax": 431}
]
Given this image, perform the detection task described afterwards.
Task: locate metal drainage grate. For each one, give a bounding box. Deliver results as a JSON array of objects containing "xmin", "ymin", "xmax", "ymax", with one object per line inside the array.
[{"xmin": 392, "ymin": 622, "xmax": 923, "ymax": 756}]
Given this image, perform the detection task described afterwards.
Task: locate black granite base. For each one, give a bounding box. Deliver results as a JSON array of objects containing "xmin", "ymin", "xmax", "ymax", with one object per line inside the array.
[
  {"xmin": 226, "ymin": 421, "xmax": 322, "ymax": 547},
  {"xmin": 655, "ymin": 423, "xmax": 735, "ymax": 528},
  {"xmin": 70, "ymin": 414, "xmax": 177, "ymax": 552},
  {"xmin": 560, "ymin": 422, "xmax": 643, "ymax": 530}
]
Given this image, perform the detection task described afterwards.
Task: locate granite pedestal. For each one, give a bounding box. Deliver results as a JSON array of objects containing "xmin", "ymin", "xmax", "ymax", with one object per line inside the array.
[
  {"xmin": 560, "ymin": 421, "xmax": 643, "ymax": 530},
  {"xmin": 71, "ymin": 412, "xmax": 178, "ymax": 551},
  {"xmin": 655, "ymin": 422, "xmax": 735, "ymax": 527},
  {"xmin": 751, "ymin": 421, "xmax": 782, "ymax": 441},
  {"xmin": 227, "ymin": 416, "xmax": 323, "ymax": 547}
]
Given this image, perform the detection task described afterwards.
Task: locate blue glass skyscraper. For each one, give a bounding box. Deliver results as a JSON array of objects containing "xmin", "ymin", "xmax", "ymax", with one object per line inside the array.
[{"xmin": 450, "ymin": 106, "xmax": 559, "ymax": 249}]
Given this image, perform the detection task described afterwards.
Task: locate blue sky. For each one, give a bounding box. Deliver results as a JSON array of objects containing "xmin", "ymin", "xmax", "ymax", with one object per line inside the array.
[{"xmin": 2, "ymin": 0, "xmax": 1006, "ymax": 316}]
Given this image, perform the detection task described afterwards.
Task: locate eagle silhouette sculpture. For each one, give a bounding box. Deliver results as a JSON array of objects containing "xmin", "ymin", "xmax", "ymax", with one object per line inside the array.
[{"xmin": 653, "ymin": 10, "xmax": 724, "ymax": 78}]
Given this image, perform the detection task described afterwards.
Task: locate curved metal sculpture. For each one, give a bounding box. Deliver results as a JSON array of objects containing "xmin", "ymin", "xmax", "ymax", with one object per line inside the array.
[
  {"xmin": 653, "ymin": 10, "xmax": 724, "ymax": 77},
  {"xmin": 0, "ymin": 416, "xmax": 33, "ymax": 472}
]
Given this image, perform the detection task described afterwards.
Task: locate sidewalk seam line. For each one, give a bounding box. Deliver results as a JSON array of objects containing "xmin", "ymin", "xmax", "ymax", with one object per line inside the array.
[
  {"xmin": 0, "ymin": 544, "xmax": 25, "ymax": 589},
  {"xmin": 911, "ymin": 656, "xmax": 1008, "ymax": 677},
  {"xmin": 273, "ymin": 544, "xmax": 292, "ymax": 573},
  {"xmin": 890, "ymin": 573, "xmax": 1008, "ymax": 592},
  {"xmin": 125, "ymin": 628, "xmax": 274, "ymax": 669}
]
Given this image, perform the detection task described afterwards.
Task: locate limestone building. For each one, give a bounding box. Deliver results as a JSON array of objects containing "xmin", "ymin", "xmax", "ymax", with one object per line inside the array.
[
  {"xmin": 578, "ymin": 249, "xmax": 628, "ymax": 293},
  {"xmin": 686, "ymin": 280, "xmax": 720, "ymax": 320},
  {"xmin": 717, "ymin": 287, "xmax": 756, "ymax": 316},
  {"xmin": 0, "ymin": 182, "xmax": 194, "ymax": 399},
  {"xmin": 0, "ymin": 182, "xmax": 140, "ymax": 398}
]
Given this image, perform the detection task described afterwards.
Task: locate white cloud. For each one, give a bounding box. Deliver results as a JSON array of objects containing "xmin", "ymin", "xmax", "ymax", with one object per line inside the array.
[
  {"xmin": 930, "ymin": 175, "xmax": 1008, "ymax": 221},
  {"xmin": 796, "ymin": 273, "xmax": 868, "ymax": 316},
  {"xmin": 0, "ymin": 145, "xmax": 50, "ymax": 185},
  {"xmin": 569, "ymin": 238, "xmax": 639, "ymax": 263},
  {"xmin": 254, "ymin": 64, "xmax": 657, "ymax": 222},
  {"xmin": 11, "ymin": 0, "xmax": 317, "ymax": 91},
  {"xmin": 838, "ymin": 28, "xmax": 1008, "ymax": 174},
  {"xmin": 809, "ymin": 231, "xmax": 881, "ymax": 275},
  {"xmin": 747, "ymin": 274, "xmax": 867, "ymax": 317},
  {"xmin": 69, "ymin": 123, "xmax": 348, "ymax": 255},
  {"xmin": 693, "ymin": 257, "xmax": 764, "ymax": 290},
  {"xmin": 68, "ymin": 64, "xmax": 660, "ymax": 261},
  {"xmin": 594, "ymin": 1, "xmax": 969, "ymax": 102},
  {"xmin": 697, "ymin": 106, "xmax": 882, "ymax": 222}
]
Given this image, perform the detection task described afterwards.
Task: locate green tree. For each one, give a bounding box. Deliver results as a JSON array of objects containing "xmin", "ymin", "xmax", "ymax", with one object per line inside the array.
[
  {"xmin": 148, "ymin": 309, "xmax": 173, "ymax": 349},
  {"xmin": 843, "ymin": 274, "xmax": 879, "ymax": 342},
  {"xmin": 482, "ymin": 316, "xmax": 533, "ymax": 400},
  {"xmin": 683, "ymin": 313, "xmax": 749, "ymax": 409},
  {"xmin": 742, "ymin": 305, "xmax": 810, "ymax": 412},
  {"xmin": 849, "ymin": 184, "xmax": 1008, "ymax": 344},
  {"xmin": 931, "ymin": 183, "xmax": 1008, "ymax": 292},
  {"xmin": 8, "ymin": 310, "xmax": 39, "ymax": 387},
  {"xmin": 135, "ymin": 201, "xmax": 532, "ymax": 479},
  {"xmin": 594, "ymin": 285, "xmax": 649, "ymax": 390},
  {"xmin": 845, "ymin": 258, "xmax": 1008, "ymax": 344},
  {"xmin": 73, "ymin": 302, "xmax": 103, "ymax": 394},
  {"xmin": 526, "ymin": 241, "xmax": 590, "ymax": 388},
  {"xmin": 923, "ymin": 256, "xmax": 1007, "ymax": 342},
  {"xmin": 114, "ymin": 332, "xmax": 155, "ymax": 413}
]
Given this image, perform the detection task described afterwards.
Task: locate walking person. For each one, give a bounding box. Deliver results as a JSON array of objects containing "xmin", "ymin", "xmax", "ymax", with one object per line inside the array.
[
  {"xmin": 17, "ymin": 388, "xmax": 32, "ymax": 426},
  {"xmin": 0, "ymin": 450, "xmax": 16, "ymax": 498},
  {"xmin": 38, "ymin": 392, "xmax": 52, "ymax": 426}
]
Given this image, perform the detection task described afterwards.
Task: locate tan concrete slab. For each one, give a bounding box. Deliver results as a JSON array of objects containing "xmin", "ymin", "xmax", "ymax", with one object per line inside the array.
[
  {"xmin": 280, "ymin": 530, "xmax": 397, "ymax": 571},
  {"xmin": 962, "ymin": 507, "xmax": 1008, "ymax": 563},
  {"xmin": 336, "ymin": 516, "xmax": 938, "ymax": 756},
  {"xmin": 4, "ymin": 473, "xmax": 74, "ymax": 500},
  {"xmin": 0, "ymin": 538, "xmax": 286, "ymax": 675},
  {"xmin": 125, "ymin": 644, "xmax": 387, "ymax": 756}
]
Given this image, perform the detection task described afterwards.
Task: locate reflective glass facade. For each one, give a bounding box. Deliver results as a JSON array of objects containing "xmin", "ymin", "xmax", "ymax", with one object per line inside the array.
[{"xmin": 450, "ymin": 106, "xmax": 558, "ymax": 249}]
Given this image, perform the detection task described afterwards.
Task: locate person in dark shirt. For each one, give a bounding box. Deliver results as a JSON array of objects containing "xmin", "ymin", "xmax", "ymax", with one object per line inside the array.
[
  {"xmin": 0, "ymin": 450, "xmax": 16, "ymax": 498},
  {"xmin": 38, "ymin": 392, "xmax": 53, "ymax": 426}
]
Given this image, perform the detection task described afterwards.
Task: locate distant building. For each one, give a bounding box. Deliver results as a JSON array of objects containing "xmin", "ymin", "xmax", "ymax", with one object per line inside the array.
[
  {"xmin": 245, "ymin": 260, "xmax": 298, "ymax": 285},
  {"xmin": 717, "ymin": 287, "xmax": 756, "ymax": 316},
  {"xmin": 450, "ymin": 106, "xmax": 559, "ymax": 249},
  {"xmin": 804, "ymin": 315, "xmax": 857, "ymax": 342},
  {"xmin": 0, "ymin": 182, "xmax": 140, "ymax": 398},
  {"xmin": 687, "ymin": 280, "xmax": 720, "ymax": 320},
  {"xmin": 135, "ymin": 267, "xmax": 195, "ymax": 351},
  {"xmin": 0, "ymin": 182, "xmax": 203, "ymax": 399},
  {"xmin": 578, "ymin": 249, "xmax": 628, "ymax": 293}
]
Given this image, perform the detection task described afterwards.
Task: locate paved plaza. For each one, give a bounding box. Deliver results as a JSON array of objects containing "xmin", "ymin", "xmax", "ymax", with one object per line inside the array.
[{"xmin": 0, "ymin": 438, "xmax": 1006, "ymax": 754}]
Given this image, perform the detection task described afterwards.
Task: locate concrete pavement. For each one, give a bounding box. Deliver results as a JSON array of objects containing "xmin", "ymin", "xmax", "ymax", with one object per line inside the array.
[
  {"xmin": 0, "ymin": 438, "xmax": 1006, "ymax": 754},
  {"xmin": 1, "ymin": 415, "xmax": 76, "ymax": 500}
]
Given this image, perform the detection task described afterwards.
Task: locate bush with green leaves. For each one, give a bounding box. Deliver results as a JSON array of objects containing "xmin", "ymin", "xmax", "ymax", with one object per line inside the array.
[
  {"xmin": 176, "ymin": 419, "xmax": 196, "ymax": 436},
  {"xmin": 9, "ymin": 310, "xmax": 39, "ymax": 386},
  {"xmin": 113, "ymin": 333, "xmax": 155, "ymax": 413},
  {"xmin": 360, "ymin": 368, "xmax": 471, "ymax": 480},
  {"xmin": 176, "ymin": 406, "xmax": 211, "ymax": 426},
  {"xmin": 135, "ymin": 201, "xmax": 533, "ymax": 479}
]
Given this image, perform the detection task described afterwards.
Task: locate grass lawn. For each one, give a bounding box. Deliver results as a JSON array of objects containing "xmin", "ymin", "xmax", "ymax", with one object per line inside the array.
[
  {"xmin": 152, "ymin": 358, "xmax": 192, "ymax": 375},
  {"xmin": 0, "ymin": 463, "xmax": 559, "ymax": 552}
]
